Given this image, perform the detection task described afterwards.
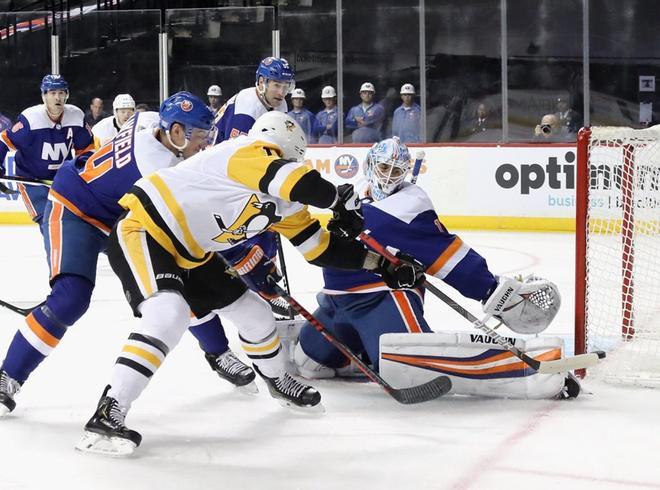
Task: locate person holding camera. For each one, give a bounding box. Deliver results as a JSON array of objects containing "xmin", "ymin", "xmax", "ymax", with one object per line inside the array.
[{"xmin": 534, "ymin": 113, "xmax": 573, "ymax": 142}]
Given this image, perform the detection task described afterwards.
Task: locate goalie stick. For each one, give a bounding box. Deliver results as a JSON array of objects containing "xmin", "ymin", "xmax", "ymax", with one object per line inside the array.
[
  {"xmin": 266, "ymin": 277, "xmax": 452, "ymax": 404},
  {"xmin": 358, "ymin": 231, "xmax": 606, "ymax": 374},
  {"xmin": 410, "ymin": 151, "xmax": 425, "ymax": 185},
  {"xmin": 0, "ymin": 299, "xmax": 43, "ymax": 317}
]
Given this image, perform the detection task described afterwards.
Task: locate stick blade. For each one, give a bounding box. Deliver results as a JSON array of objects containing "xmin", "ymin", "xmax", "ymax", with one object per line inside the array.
[
  {"xmin": 537, "ymin": 351, "xmax": 606, "ymax": 374},
  {"xmin": 389, "ymin": 375, "xmax": 452, "ymax": 404}
]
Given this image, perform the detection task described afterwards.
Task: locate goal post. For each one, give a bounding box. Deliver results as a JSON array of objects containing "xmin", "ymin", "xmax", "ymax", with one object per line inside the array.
[{"xmin": 574, "ymin": 125, "xmax": 660, "ymax": 387}]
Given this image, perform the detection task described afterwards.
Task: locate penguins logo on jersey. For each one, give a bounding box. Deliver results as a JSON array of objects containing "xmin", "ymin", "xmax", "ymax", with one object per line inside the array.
[{"xmin": 212, "ymin": 194, "xmax": 282, "ymax": 245}]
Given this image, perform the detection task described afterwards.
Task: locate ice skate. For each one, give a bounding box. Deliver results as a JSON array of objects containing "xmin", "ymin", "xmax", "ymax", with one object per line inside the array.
[
  {"xmin": 254, "ymin": 365, "xmax": 323, "ymax": 412},
  {"xmin": 205, "ymin": 349, "xmax": 258, "ymax": 394},
  {"xmin": 76, "ymin": 386, "xmax": 141, "ymax": 457},
  {"xmin": 268, "ymin": 296, "xmax": 298, "ymax": 320},
  {"xmin": 0, "ymin": 369, "xmax": 20, "ymax": 416}
]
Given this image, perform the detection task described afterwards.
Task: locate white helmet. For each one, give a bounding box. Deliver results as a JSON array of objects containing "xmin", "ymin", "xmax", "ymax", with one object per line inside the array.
[
  {"xmin": 249, "ymin": 111, "xmax": 307, "ymax": 161},
  {"xmin": 400, "ymin": 83, "xmax": 415, "ymax": 95},
  {"xmin": 321, "ymin": 86, "xmax": 336, "ymax": 98},
  {"xmin": 290, "ymin": 88, "xmax": 306, "ymax": 99},
  {"xmin": 207, "ymin": 85, "xmax": 222, "ymax": 96},
  {"xmin": 360, "ymin": 82, "xmax": 375, "ymax": 93},
  {"xmin": 113, "ymin": 93, "xmax": 136, "ymax": 115}
]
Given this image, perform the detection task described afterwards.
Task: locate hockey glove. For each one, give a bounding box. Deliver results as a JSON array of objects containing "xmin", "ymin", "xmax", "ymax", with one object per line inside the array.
[
  {"xmin": 365, "ymin": 248, "xmax": 425, "ymax": 289},
  {"xmin": 327, "ymin": 184, "xmax": 364, "ymax": 239},
  {"xmin": 232, "ymin": 244, "xmax": 282, "ymax": 299},
  {"xmin": 0, "ymin": 167, "xmax": 18, "ymax": 196}
]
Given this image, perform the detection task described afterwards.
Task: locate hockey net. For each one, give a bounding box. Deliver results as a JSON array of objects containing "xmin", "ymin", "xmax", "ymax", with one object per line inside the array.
[{"xmin": 575, "ymin": 126, "xmax": 660, "ymax": 387}]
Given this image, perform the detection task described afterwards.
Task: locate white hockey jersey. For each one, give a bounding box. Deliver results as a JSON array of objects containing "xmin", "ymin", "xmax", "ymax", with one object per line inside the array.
[{"xmin": 118, "ymin": 134, "xmax": 332, "ymax": 270}]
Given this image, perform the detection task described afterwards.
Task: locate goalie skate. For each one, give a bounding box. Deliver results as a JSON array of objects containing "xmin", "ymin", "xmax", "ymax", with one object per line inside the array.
[
  {"xmin": 75, "ymin": 386, "xmax": 141, "ymax": 457},
  {"xmin": 205, "ymin": 349, "xmax": 258, "ymax": 394},
  {"xmin": 0, "ymin": 369, "xmax": 20, "ymax": 417},
  {"xmin": 254, "ymin": 365, "xmax": 324, "ymax": 412}
]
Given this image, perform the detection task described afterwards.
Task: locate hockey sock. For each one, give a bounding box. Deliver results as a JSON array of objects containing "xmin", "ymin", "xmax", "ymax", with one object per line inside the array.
[
  {"xmin": 188, "ymin": 312, "xmax": 229, "ymax": 355},
  {"xmin": 1, "ymin": 274, "xmax": 93, "ymax": 383},
  {"xmin": 219, "ymin": 290, "xmax": 284, "ymax": 378},
  {"xmin": 109, "ymin": 291, "xmax": 189, "ymax": 408}
]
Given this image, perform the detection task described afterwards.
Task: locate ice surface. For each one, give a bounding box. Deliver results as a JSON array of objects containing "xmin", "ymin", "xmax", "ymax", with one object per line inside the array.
[{"xmin": 0, "ymin": 226, "xmax": 658, "ymax": 490}]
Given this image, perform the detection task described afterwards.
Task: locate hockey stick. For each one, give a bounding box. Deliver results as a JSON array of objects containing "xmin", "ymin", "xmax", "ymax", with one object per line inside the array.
[
  {"xmin": 0, "ymin": 175, "xmax": 53, "ymax": 187},
  {"xmin": 410, "ymin": 151, "xmax": 425, "ymax": 185},
  {"xmin": 358, "ymin": 232, "xmax": 606, "ymax": 374},
  {"xmin": 274, "ymin": 233, "xmax": 295, "ymax": 319},
  {"xmin": 0, "ymin": 299, "xmax": 43, "ymax": 317},
  {"xmin": 267, "ymin": 277, "xmax": 452, "ymax": 404}
]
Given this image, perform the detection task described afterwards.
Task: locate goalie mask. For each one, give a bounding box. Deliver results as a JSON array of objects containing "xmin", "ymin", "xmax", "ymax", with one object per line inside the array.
[
  {"xmin": 482, "ymin": 275, "xmax": 561, "ymax": 335},
  {"xmin": 364, "ymin": 137, "xmax": 411, "ymax": 201}
]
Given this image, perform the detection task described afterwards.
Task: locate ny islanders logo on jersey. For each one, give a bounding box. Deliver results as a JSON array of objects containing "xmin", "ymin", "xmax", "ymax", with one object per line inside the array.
[
  {"xmin": 212, "ymin": 194, "xmax": 282, "ymax": 245},
  {"xmin": 334, "ymin": 154, "xmax": 359, "ymax": 179}
]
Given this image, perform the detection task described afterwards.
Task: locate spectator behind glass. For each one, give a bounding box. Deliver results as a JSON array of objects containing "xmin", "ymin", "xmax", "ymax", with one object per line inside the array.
[
  {"xmin": 392, "ymin": 83, "xmax": 421, "ymax": 143},
  {"xmin": 135, "ymin": 103, "xmax": 149, "ymax": 112},
  {"xmin": 287, "ymin": 88, "xmax": 316, "ymax": 143},
  {"xmin": 207, "ymin": 84, "xmax": 223, "ymax": 116},
  {"xmin": 84, "ymin": 97, "xmax": 109, "ymax": 127},
  {"xmin": 313, "ymin": 85, "xmax": 340, "ymax": 144},
  {"xmin": 345, "ymin": 82, "xmax": 385, "ymax": 143},
  {"xmin": 470, "ymin": 103, "xmax": 494, "ymax": 135},
  {"xmin": 554, "ymin": 97, "xmax": 581, "ymax": 134},
  {"xmin": 534, "ymin": 113, "xmax": 574, "ymax": 142}
]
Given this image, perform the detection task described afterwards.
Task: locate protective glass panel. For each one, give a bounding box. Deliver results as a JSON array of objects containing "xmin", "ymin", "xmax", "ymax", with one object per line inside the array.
[
  {"xmin": 0, "ymin": 12, "xmax": 51, "ymax": 123},
  {"xmin": 166, "ymin": 7, "xmax": 273, "ymax": 108},
  {"xmin": 507, "ymin": 0, "xmax": 583, "ymax": 142},
  {"xmin": 342, "ymin": 0, "xmax": 421, "ymax": 144},
  {"xmin": 590, "ymin": 0, "xmax": 660, "ymax": 128},
  {"xmin": 280, "ymin": 1, "xmax": 337, "ymax": 144},
  {"xmin": 426, "ymin": 0, "xmax": 502, "ymax": 142},
  {"xmin": 57, "ymin": 9, "xmax": 161, "ymax": 125}
]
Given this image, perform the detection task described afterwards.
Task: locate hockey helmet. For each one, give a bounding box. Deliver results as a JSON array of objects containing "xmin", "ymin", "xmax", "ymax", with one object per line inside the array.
[
  {"xmin": 113, "ymin": 94, "xmax": 136, "ymax": 113},
  {"xmin": 159, "ymin": 91, "xmax": 214, "ymax": 137},
  {"xmin": 365, "ymin": 137, "xmax": 411, "ymax": 200},
  {"xmin": 40, "ymin": 74, "xmax": 69, "ymax": 93},
  {"xmin": 255, "ymin": 57, "xmax": 295, "ymax": 93},
  {"xmin": 249, "ymin": 111, "xmax": 307, "ymax": 162}
]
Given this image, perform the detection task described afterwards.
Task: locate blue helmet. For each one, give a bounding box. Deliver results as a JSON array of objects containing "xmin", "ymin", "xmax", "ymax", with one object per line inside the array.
[
  {"xmin": 40, "ymin": 74, "xmax": 69, "ymax": 93},
  {"xmin": 255, "ymin": 57, "xmax": 295, "ymax": 87},
  {"xmin": 159, "ymin": 91, "xmax": 214, "ymax": 139}
]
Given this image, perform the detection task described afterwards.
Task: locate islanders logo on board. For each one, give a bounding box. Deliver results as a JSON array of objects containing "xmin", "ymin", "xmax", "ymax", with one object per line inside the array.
[{"xmin": 334, "ymin": 154, "xmax": 359, "ymax": 179}]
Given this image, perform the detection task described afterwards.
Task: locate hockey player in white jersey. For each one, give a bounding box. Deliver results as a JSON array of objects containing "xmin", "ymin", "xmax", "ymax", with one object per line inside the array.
[
  {"xmin": 91, "ymin": 93, "xmax": 136, "ymax": 148},
  {"xmin": 76, "ymin": 113, "xmax": 420, "ymax": 455},
  {"xmin": 293, "ymin": 137, "xmax": 579, "ymax": 400}
]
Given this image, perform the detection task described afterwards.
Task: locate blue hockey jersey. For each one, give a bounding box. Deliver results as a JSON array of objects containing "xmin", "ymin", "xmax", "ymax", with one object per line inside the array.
[
  {"xmin": 0, "ymin": 104, "xmax": 94, "ymax": 180},
  {"xmin": 48, "ymin": 111, "xmax": 178, "ymax": 233},
  {"xmin": 213, "ymin": 87, "xmax": 288, "ymax": 144},
  {"xmin": 322, "ymin": 183, "xmax": 498, "ymax": 302}
]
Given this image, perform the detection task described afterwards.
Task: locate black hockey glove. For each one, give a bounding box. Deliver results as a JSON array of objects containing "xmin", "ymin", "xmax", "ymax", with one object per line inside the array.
[
  {"xmin": 368, "ymin": 249, "xmax": 426, "ymax": 289},
  {"xmin": 327, "ymin": 184, "xmax": 363, "ymax": 239}
]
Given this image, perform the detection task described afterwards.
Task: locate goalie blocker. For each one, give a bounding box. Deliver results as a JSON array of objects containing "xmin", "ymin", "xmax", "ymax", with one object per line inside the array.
[{"xmin": 379, "ymin": 332, "xmax": 574, "ymax": 399}]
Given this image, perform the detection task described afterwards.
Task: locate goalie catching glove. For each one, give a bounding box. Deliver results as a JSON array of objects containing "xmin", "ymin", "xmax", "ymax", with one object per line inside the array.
[
  {"xmin": 232, "ymin": 244, "xmax": 282, "ymax": 299},
  {"xmin": 364, "ymin": 247, "xmax": 425, "ymax": 289},
  {"xmin": 482, "ymin": 274, "xmax": 561, "ymax": 334},
  {"xmin": 327, "ymin": 184, "xmax": 364, "ymax": 239}
]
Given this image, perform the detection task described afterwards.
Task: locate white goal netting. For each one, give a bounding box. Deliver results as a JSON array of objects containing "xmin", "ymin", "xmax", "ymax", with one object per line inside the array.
[{"xmin": 580, "ymin": 126, "xmax": 660, "ymax": 387}]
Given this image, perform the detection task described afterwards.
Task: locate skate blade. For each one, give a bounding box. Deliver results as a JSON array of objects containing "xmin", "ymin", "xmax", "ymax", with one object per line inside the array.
[
  {"xmin": 276, "ymin": 398, "xmax": 326, "ymax": 414},
  {"xmin": 75, "ymin": 431, "xmax": 137, "ymax": 457},
  {"xmin": 236, "ymin": 381, "xmax": 259, "ymax": 395},
  {"xmin": 0, "ymin": 405, "xmax": 11, "ymax": 418}
]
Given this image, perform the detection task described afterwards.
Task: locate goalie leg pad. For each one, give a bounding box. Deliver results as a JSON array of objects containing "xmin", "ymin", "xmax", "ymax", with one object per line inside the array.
[{"xmin": 379, "ymin": 332, "xmax": 566, "ymax": 399}]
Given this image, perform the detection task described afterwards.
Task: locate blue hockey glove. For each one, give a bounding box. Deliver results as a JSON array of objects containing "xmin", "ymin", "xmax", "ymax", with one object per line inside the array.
[{"xmin": 232, "ymin": 244, "xmax": 282, "ymax": 299}]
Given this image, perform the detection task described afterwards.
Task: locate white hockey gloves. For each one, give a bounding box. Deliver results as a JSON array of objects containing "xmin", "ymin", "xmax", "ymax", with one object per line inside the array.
[{"xmin": 482, "ymin": 275, "xmax": 561, "ymax": 334}]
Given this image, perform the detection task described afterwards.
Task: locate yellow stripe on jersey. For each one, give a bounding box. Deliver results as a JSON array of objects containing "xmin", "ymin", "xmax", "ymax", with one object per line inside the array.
[
  {"xmin": 147, "ymin": 173, "xmax": 207, "ymax": 259},
  {"xmin": 279, "ymin": 165, "xmax": 311, "ymax": 201},
  {"xmin": 117, "ymin": 215, "xmax": 156, "ymax": 298},
  {"xmin": 270, "ymin": 208, "xmax": 331, "ymax": 261},
  {"xmin": 122, "ymin": 344, "xmax": 163, "ymax": 368},
  {"xmin": 119, "ymin": 193, "xmax": 213, "ymax": 270},
  {"xmin": 226, "ymin": 141, "xmax": 282, "ymax": 191}
]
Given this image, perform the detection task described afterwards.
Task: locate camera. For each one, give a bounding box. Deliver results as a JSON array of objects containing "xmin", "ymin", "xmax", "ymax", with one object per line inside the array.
[{"xmin": 541, "ymin": 124, "xmax": 552, "ymax": 134}]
